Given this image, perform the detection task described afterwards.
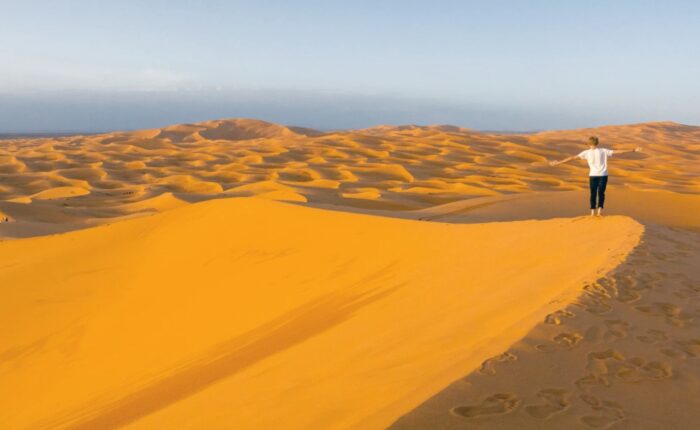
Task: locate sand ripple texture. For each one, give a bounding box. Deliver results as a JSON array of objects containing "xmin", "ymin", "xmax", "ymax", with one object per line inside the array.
[{"xmin": 1, "ymin": 119, "xmax": 699, "ymax": 237}]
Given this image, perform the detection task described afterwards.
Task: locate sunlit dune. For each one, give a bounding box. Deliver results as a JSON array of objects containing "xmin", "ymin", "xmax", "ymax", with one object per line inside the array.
[
  {"xmin": 1, "ymin": 119, "xmax": 700, "ymax": 429},
  {"xmin": 0, "ymin": 198, "xmax": 641, "ymax": 429},
  {"xmin": 1, "ymin": 119, "xmax": 699, "ymax": 236}
]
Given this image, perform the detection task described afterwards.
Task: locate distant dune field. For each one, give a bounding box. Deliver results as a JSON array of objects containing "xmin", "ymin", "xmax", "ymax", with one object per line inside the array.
[
  {"xmin": 1, "ymin": 119, "xmax": 699, "ymax": 429},
  {"xmin": 1, "ymin": 118, "xmax": 699, "ymax": 238}
]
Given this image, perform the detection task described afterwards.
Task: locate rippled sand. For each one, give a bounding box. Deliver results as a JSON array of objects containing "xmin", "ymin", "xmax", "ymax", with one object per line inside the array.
[{"xmin": 1, "ymin": 119, "xmax": 698, "ymax": 238}]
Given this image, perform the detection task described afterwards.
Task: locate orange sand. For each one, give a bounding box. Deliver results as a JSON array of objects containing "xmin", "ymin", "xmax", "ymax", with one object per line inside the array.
[
  {"xmin": 1, "ymin": 119, "xmax": 699, "ymax": 239},
  {"xmin": 1, "ymin": 118, "xmax": 699, "ymax": 429}
]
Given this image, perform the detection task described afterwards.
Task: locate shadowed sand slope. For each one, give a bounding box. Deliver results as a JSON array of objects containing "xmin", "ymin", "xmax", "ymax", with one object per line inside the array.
[
  {"xmin": 0, "ymin": 198, "xmax": 641, "ymax": 429},
  {"xmin": 1, "ymin": 119, "xmax": 699, "ymax": 238},
  {"xmin": 390, "ymin": 224, "xmax": 700, "ymax": 430}
]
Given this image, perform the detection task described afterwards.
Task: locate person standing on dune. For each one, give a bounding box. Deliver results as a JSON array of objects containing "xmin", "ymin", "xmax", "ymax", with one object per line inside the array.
[{"xmin": 549, "ymin": 136, "xmax": 642, "ymax": 216}]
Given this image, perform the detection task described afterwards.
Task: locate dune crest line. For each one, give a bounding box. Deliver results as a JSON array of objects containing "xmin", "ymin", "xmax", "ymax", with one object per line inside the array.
[{"xmin": 0, "ymin": 197, "xmax": 642, "ymax": 429}]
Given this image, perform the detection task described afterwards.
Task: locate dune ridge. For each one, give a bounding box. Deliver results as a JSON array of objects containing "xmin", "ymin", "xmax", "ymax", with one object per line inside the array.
[
  {"xmin": 390, "ymin": 222, "xmax": 700, "ymax": 430},
  {"xmin": 0, "ymin": 198, "xmax": 641, "ymax": 429}
]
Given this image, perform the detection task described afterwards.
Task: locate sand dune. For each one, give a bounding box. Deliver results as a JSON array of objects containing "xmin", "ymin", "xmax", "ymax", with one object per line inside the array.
[
  {"xmin": 1, "ymin": 119, "xmax": 699, "ymax": 235},
  {"xmin": 1, "ymin": 118, "xmax": 699, "ymax": 429},
  {"xmin": 0, "ymin": 198, "xmax": 641, "ymax": 429},
  {"xmin": 390, "ymin": 222, "xmax": 700, "ymax": 430}
]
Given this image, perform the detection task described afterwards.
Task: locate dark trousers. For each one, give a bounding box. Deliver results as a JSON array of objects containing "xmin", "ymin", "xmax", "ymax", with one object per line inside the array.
[{"xmin": 589, "ymin": 176, "xmax": 608, "ymax": 209}]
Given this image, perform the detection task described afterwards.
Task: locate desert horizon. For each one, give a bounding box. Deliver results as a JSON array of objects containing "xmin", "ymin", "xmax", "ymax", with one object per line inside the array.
[
  {"xmin": 3, "ymin": 1, "xmax": 700, "ymax": 429},
  {"xmin": 2, "ymin": 117, "xmax": 698, "ymax": 138}
]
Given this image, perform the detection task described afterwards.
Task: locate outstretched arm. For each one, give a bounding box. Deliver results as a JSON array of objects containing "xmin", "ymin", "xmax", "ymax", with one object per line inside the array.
[
  {"xmin": 614, "ymin": 147, "xmax": 643, "ymax": 155},
  {"xmin": 549, "ymin": 155, "xmax": 578, "ymax": 166}
]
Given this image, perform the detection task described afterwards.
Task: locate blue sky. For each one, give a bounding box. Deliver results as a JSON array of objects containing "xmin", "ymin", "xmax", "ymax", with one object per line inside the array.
[{"xmin": 1, "ymin": 0, "xmax": 698, "ymax": 131}]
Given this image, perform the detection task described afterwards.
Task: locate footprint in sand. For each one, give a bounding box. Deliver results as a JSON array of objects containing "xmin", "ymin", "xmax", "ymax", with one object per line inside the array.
[
  {"xmin": 606, "ymin": 273, "xmax": 647, "ymax": 303},
  {"xmin": 451, "ymin": 393, "xmax": 521, "ymax": 418},
  {"xmin": 660, "ymin": 348, "xmax": 686, "ymax": 359},
  {"xmin": 636, "ymin": 329, "xmax": 668, "ymax": 344},
  {"xmin": 578, "ymin": 284, "xmax": 614, "ymax": 316},
  {"xmin": 554, "ymin": 332, "xmax": 583, "ymax": 347},
  {"xmin": 673, "ymin": 279, "xmax": 700, "ymax": 298},
  {"xmin": 634, "ymin": 302, "xmax": 686, "ymax": 327},
  {"xmin": 536, "ymin": 332, "xmax": 583, "ymax": 352},
  {"xmin": 579, "ymin": 395, "xmax": 625, "ymax": 429},
  {"xmin": 616, "ymin": 284, "xmax": 642, "ymax": 303},
  {"xmin": 662, "ymin": 338, "xmax": 700, "ymax": 359},
  {"xmin": 603, "ymin": 320, "xmax": 630, "ymax": 340},
  {"xmin": 674, "ymin": 289, "xmax": 698, "ymax": 299},
  {"xmin": 583, "ymin": 298, "xmax": 613, "ymax": 316},
  {"xmin": 544, "ymin": 309, "xmax": 575, "ymax": 325},
  {"xmin": 677, "ymin": 339, "xmax": 700, "ymax": 357},
  {"xmin": 479, "ymin": 351, "xmax": 517, "ymax": 376},
  {"xmin": 585, "ymin": 282, "xmax": 613, "ymax": 300},
  {"xmin": 525, "ymin": 389, "xmax": 570, "ymax": 419},
  {"xmin": 575, "ymin": 354, "xmax": 617, "ymax": 388},
  {"xmin": 581, "ymin": 349, "xmax": 673, "ymax": 386},
  {"xmin": 635, "ymin": 272, "xmax": 664, "ymax": 289},
  {"xmin": 596, "ymin": 276, "xmax": 616, "ymax": 288},
  {"xmin": 618, "ymin": 360, "xmax": 673, "ymax": 383}
]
